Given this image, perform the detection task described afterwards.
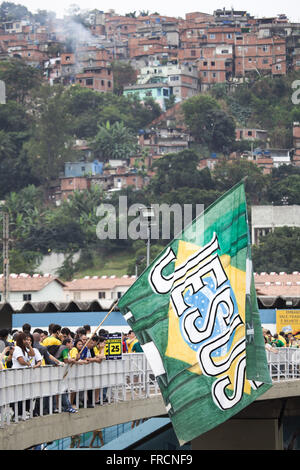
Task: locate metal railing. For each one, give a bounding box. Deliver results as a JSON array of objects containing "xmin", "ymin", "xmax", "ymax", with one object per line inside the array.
[
  {"xmin": 1, "ymin": 348, "xmax": 299, "ymax": 428},
  {"xmin": 266, "ymin": 347, "xmax": 300, "ymax": 381},
  {"xmin": 0, "ymin": 353, "xmax": 159, "ymax": 428}
]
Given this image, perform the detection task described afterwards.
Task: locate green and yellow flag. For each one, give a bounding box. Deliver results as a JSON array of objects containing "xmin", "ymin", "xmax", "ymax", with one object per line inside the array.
[{"xmin": 118, "ymin": 182, "xmax": 272, "ymax": 445}]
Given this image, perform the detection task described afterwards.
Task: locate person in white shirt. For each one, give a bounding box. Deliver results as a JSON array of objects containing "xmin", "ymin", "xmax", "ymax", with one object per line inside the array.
[
  {"xmin": 27, "ymin": 334, "xmax": 42, "ymax": 368},
  {"xmin": 11, "ymin": 332, "xmax": 42, "ymax": 419},
  {"xmin": 12, "ymin": 332, "xmax": 40, "ymax": 369}
]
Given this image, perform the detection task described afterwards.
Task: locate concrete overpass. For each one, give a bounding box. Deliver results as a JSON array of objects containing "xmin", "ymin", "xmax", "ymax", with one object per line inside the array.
[{"xmin": 1, "ymin": 352, "xmax": 300, "ymax": 450}]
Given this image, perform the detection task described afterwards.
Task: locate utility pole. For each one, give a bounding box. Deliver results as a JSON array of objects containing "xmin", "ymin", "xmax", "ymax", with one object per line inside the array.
[
  {"xmin": 2, "ymin": 210, "xmax": 9, "ymax": 303},
  {"xmin": 0, "ymin": 83, "xmax": 8, "ymax": 303}
]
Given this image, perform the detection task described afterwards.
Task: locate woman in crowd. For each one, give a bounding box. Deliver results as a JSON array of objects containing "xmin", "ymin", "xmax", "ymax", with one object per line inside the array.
[
  {"xmin": 12, "ymin": 332, "xmax": 38, "ymax": 369},
  {"xmin": 96, "ymin": 336, "xmax": 107, "ymax": 360},
  {"xmin": 11, "ymin": 332, "xmax": 42, "ymax": 418},
  {"xmin": 27, "ymin": 334, "xmax": 42, "ymax": 368},
  {"xmin": 71, "ymin": 338, "xmax": 89, "ymax": 364}
]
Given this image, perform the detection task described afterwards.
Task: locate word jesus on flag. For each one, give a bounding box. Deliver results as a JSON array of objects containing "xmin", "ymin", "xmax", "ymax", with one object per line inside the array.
[{"xmin": 118, "ymin": 182, "xmax": 272, "ymax": 445}]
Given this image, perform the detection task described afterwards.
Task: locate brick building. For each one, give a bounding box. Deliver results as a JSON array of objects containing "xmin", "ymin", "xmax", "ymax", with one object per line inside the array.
[
  {"xmin": 234, "ymin": 34, "xmax": 286, "ymax": 77},
  {"xmin": 75, "ymin": 66, "xmax": 113, "ymax": 92},
  {"xmin": 60, "ymin": 176, "xmax": 89, "ymax": 200},
  {"xmin": 236, "ymin": 128, "xmax": 268, "ymax": 142}
]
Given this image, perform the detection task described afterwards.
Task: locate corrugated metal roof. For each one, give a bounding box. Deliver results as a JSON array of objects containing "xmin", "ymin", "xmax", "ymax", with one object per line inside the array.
[{"xmin": 0, "ymin": 300, "xmax": 119, "ymax": 314}]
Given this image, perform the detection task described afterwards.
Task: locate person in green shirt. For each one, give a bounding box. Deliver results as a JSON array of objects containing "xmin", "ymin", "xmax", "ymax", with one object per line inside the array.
[
  {"xmin": 272, "ymin": 333, "xmax": 285, "ymax": 348},
  {"xmin": 131, "ymin": 340, "xmax": 143, "ymax": 353},
  {"xmin": 56, "ymin": 338, "xmax": 78, "ymax": 413},
  {"xmin": 58, "ymin": 338, "xmax": 77, "ymax": 364}
]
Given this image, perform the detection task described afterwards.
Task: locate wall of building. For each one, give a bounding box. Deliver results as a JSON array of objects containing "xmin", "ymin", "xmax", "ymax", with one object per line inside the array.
[{"xmin": 251, "ymin": 205, "xmax": 300, "ymax": 244}]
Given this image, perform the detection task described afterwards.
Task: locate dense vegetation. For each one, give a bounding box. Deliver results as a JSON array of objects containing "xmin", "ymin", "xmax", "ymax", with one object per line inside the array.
[{"xmin": 0, "ymin": 58, "xmax": 300, "ymax": 277}]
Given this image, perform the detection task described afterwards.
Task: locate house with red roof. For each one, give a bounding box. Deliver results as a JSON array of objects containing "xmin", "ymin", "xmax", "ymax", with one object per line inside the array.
[{"xmin": 0, "ymin": 274, "xmax": 66, "ymax": 310}]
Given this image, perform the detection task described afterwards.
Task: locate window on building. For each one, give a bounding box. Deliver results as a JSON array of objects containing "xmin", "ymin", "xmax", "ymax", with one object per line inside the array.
[
  {"xmin": 191, "ymin": 50, "xmax": 196, "ymax": 56},
  {"xmin": 108, "ymin": 81, "xmax": 111, "ymax": 87},
  {"xmin": 211, "ymin": 61, "xmax": 215, "ymax": 66},
  {"xmin": 263, "ymin": 59, "xmax": 269, "ymax": 64},
  {"xmin": 203, "ymin": 61, "xmax": 208, "ymax": 66},
  {"xmin": 226, "ymin": 33, "xmax": 232, "ymax": 39},
  {"xmin": 163, "ymin": 89, "xmax": 169, "ymax": 96},
  {"xmin": 262, "ymin": 45, "xmax": 269, "ymax": 52},
  {"xmin": 86, "ymin": 78, "xmax": 93, "ymax": 85},
  {"xmin": 101, "ymin": 80, "xmax": 104, "ymax": 86},
  {"xmin": 117, "ymin": 292, "xmax": 122, "ymax": 299},
  {"xmin": 212, "ymin": 72, "xmax": 217, "ymax": 78},
  {"xmin": 98, "ymin": 291, "xmax": 106, "ymax": 299},
  {"xmin": 23, "ymin": 294, "xmax": 32, "ymax": 301},
  {"xmin": 210, "ymin": 34, "xmax": 215, "ymax": 39},
  {"xmin": 74, "ymin": 292, "xmax": 81, "ymax": 301}
]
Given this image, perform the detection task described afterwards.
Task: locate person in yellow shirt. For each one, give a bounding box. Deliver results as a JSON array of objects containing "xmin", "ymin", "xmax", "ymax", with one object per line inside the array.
[
  {"xmin": 42, "ymin": 324, "xmax": 62, "ymax": 347},
  {"xmin": 278, "ymin": 331, "xmax": 287, "ymax": 347},
  {"xmin": 126, "ymin": 330, "xmax": 139, "ymax": 353},
  {"xmin": 0, "ymin": 345, "xmax": 14, "ymax": 370},
  {"xmin": 95, "ymin": 336, "xmax": 107, "ymax": 360},
  {"xmin": 70, "ymin": 339, "xmax": 89, "ymax": 364}
]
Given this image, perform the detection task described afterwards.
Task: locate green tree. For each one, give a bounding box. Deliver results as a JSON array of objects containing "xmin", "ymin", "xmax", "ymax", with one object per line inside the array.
[
  {"xmin": 181, "ymin": 94, "xmax": 236, "ymax": 153},
  {"xmin": 91, "ymin": 121, "xmax": 139, "ymax": 160},
  {"xmin": 0, "ymin": 100, "xmax": 37, "ymax": 197},
  {"xmin": 252, "ymin": 227, "xmax": 300, "ymax": 273},
  {"xmin": 212, "ymin": 159, "xmax": 268, "ymax": 204},
  {"xmin": 0, "ymin": 58, "xmax": 43, "ymax": 104},
  {"xmin": 24, "ymin": 85, "xmax": 74, "ymax": 188},
  {"xmin": 267, "ymin": 174, "xmax": 300, "ymax": 205},
  {"xmin": 125, "ymin": 11, "xmax": 137, "ymax": 17},
  {"xmin": 111, "ymin": 61, "xmax": 137, "ymax": 95},
  {"xmin": 149, "ymin": 150, "xmax": 204, "ymax": 196},
  {"xmin": 0, "ymin": 2, "xmax": 31, "ymax": 21}
]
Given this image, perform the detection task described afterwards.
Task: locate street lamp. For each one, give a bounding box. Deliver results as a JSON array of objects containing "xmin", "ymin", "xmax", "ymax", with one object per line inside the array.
[{"xmin": 140, "ymin": 206, "xmax": 156, "ymax": 268}]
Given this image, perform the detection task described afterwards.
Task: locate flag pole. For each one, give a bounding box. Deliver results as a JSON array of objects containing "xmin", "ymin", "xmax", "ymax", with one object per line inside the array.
[{"xmin": 62, "ymin": 300, "xmax": 119, "ymax": 379}]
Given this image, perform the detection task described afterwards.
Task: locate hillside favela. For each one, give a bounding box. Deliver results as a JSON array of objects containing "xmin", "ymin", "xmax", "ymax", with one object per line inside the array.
[{"xmin": 1, "ymin": 1, "xmax": 300, "ymax": 452}]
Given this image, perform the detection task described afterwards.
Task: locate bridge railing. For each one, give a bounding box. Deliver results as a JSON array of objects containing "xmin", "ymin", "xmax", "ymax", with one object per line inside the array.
[
  {"xmin": 1, "ymin": 348, "xmax": 300, "ymax": 428},
  {"xmin": 266, "ymin": 347, "xmax": 300, "ymax": 381},
  {"xmin": 0, "ymin": 353, "xmax": 159, "ymax": 428}
]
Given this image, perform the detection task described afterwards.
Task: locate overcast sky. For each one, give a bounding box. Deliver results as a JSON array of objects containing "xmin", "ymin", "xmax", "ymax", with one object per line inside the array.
[{"xmin": 15, "ymin": 0, "xmax": 300, "ymax": 22}]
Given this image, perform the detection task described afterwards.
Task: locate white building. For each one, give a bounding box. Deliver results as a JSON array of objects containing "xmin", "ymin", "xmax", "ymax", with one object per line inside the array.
[
  {"xmin": 63, "ymin": 275, "xmax": 136, "ymax": 308},
  {"xmin": 0, "ymin": 274, "xmax": 66, "ymax": 310},
  {"xmin": 136, "ymin": 63, "xmax": 200, "ymax": 102},
  {"xmin": 0, "ymin": 273, "xmax": 136, "ymax": 312},
  {"xmin": 251, "ymin": 205, "xmax": 300, "ymax": 244}
]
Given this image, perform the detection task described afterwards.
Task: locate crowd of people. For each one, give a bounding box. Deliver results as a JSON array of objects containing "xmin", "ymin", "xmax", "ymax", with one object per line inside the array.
[
  {"xmin": 263, "ymin": 328, "xmax": 300, "ymax": 351},
  {"xmin": 0, "ymin": 323, "xmax": 143, "ymax": 421},
  {"xmin": 0, "ymin": 324, "xmax": 142, "ymax": 371}
]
